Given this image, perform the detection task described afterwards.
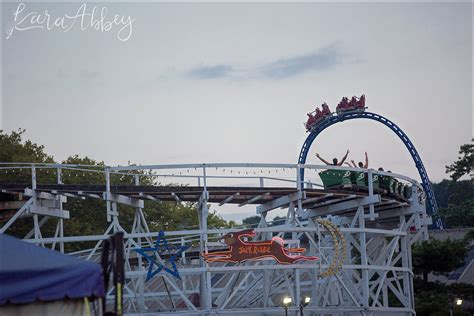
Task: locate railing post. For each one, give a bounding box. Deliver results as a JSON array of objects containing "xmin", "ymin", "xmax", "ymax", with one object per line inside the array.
[
  {"xmin": 57, "ymin": 167, "xmax": 62, "ymax": 185},
  {"xmin": 368, "ymin": 169, "xmax": 375, "ymax": 220},
  {"xmin": 105, "ymin": 168, "xmax": 112, "ymax": 222},
  {"xmin": 31, "ymin": 165, "xmax": 40, "ymax": 240},
  {"xmin": 57, "ymin": 167, "xmax": 64, "ymax": 253},
  {"xmin": 202, "ymin": 165, "xmax": 207, "ymax": 191},
  {"xmin": 133, "ymin": 174, "xmax": 145, "ymax": 313},
  {"xmin": 296, "ymin": 164, "xmax": 301, "ymax": 191},
  {"xmin": 200, "ymin": 164, "xmax": 212, "ymax": 310},
  {"xmin": 31, "ymin": 165, "xmax": 37, "ymax": 191}
]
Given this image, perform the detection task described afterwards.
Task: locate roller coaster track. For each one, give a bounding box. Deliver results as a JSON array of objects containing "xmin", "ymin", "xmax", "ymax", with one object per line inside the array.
[{"xmin": 298, "ymin": 111, "xmax": 443, "ymax": 229}]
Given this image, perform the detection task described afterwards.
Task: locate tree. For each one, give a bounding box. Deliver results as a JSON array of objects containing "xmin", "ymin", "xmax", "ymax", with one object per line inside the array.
[
  {"xmin": 0, "ymin": 129, "xmax": 55, "ymax": 184},
  {"xmin": 438, "ymin": 200, "xmax": 474, "ymax": 228},
  {"xmin": 414, "ymin": 280, "xmax": 474, "ymax": 316},
  {"xmin": 0, "ymin": 130, "xmax": 234, "ymax": 250},
  {"xmin": 0, "ymin": 129, "xmax": 54, "ymax": 163},
  {"xmin": 412, "ymin": 238, "xmax": 468, "ymax": 284},
  {"xmin": 271, "ymin": 216, "xmax": 286, "ymax": 226},
  {"xmin": 242, "ymin": 216, "xmax": 261, "ymax": 226},
  {"xmin": 446, "ymin": 141, "xmax": 473, "ymax": 181}
]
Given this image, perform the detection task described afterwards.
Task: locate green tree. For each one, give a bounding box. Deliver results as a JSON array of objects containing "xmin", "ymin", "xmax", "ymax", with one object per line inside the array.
[
  {"xmin": 242, "ymin": 216, "xmax": 260, "ymax": 226},
  {"xmin": 414, "ymin": 279, "xmax": 474, "ymax": 316},
  {"xmin": 432, "ymin": 178, "xmax": 473, "ymax": 228},
  {"xmin": 0, "ymin": 129, "xmax": 55, "ymax": 184},
  {"xmin": 271, "ymin": 216, "xmax": 286, "ymax": 226},
  {"xmin": 438, "ymin": 200, "xmax": 474, "ymax": 228},
  {"xmin": 0, "ymin": 130, "xmax": 233, "ymax": 250},
  {"xmin": 0, "ymin": 129, "xmax": 54, "ymax": 163},
  {"xmin": 446, "ymin": 141, "xmax": 473, "ymax": 181},
  {"xmin": 412, "ymin": 238, "xmax": 468, "ymax": 284}
]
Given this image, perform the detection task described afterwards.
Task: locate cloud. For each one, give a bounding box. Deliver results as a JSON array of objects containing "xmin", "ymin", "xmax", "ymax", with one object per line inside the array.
[
  {"xmin": 261, "ymin": 45, "xmax": 342, "ymax": 79},
  {"xmin": 188, "ymin": 64, "xmax": 233, "ymax": 79},
  {"xmin": 186, "ymin": 44, "xmax": 345, "ymax": 81}
]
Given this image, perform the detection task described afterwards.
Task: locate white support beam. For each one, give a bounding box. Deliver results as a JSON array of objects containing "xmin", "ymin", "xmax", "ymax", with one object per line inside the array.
[
  {"xmin": 0, "ymin": 198, "xmax": 33, "ymax": 233},
  {"xmin": 256, "ymin": 191, "xmax": 304, "ymax": 213},
  {"xmin": 24, "ymin": 216, "xmax": 49, "ymax": 239},
  {"xmin": 24, "ymin": 189, "xmax": 67, "ymax": 203},
  {"xmin": 29, "ymin": 206, "xmax": 70, "ymax": 219},
  {"xmin": 61, "ymin": 192, "xmax": 86, "ymax": 200},
  {"xmin": 171, "ymin": 192, "xmax": 181, "ymax": 203},
  {"xmin": 218, "ymin": 192, "xmax": 240, "ymax": 206},
  {"xmin": 104, "ymin": 192, "xmax": 144, "ymax": 208},
  {"xmin": 144, "ymin": 195, "xmax": 161, "ymax": 202},
  {"xmin": 77, "ymin": 191, "xmax": 102, "ymax": 199},
  {"xmin": 301, "ymin": 195, "xmax": 381, "ymax": 218},
  {"xmin": 1, "ymin": 189, "xmax": 21, "ymax": 195},
  {"xmin": 238, "ymin": 192, "xmax": 270, "ymax": 207},
  {"xmin": 300, "ymin": 193, "xmax": 334, "ymax": 206},
  {"xmin": 304, "ymin": 194, "xmax": 359, "ymax": 210}
]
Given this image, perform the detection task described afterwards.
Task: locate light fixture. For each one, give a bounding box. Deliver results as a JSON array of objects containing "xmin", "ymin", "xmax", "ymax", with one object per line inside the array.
[
  {"xmin": 456, "ymin": 299, "xmax": 463, "ymax": 306},
  {"xmin": 282, "ymin": 296, "xmax": 292, "ymax": 306},
  {"xmin": 303, "ymin": 296, "xmax": 311, "ymax": 305},
  {"xmin": 299, "ymin": 296, "xmax": 311, "ymax": 316}
]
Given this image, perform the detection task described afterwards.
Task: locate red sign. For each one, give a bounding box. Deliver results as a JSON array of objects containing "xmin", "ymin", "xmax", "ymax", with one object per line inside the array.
[{"xmin": 202, "ymin": 229, "xmax": 318, "ymax": 264}]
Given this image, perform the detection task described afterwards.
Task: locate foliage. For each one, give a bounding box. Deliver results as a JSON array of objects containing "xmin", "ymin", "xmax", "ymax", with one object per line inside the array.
[
  {"xmin": 432, "ymin": 179, "xmax": 473, "ymax": 208},
  {"xmin": 271, "ymin": 216, "xmax": 286, "ymax": 226},
  {"xmin": 446, "ymin": 141, "xmax": 473, "ymax": 181},
  {"xmin": 0, "ymin": 129, "xmax": 55, "ymax": 184},
  {"xmin": 438, "ymin": 200, "xmax": 474, "ymax": 228},
  {"xmin": 241, "ymin": 215, "xmax": 287, "ymax": 227},
  {"xmin": 414, "ymin": 279, "xmax": 474, "ymax": 316},
  {"xmin": 412, "ymin": 238, "xmax": 468, "ymax": 283},
  {"xmin": 242, "ymin": 216, "xmax": 260, "ymax": 226},
  {"xmin": 0, "ymin": 129, "xmax": 235, "ymax": 251},
  {"xmin": 0, "ymin": 129, "xmax": 54, "ymax": 164},
  {"xmin": 432, "ymin": 179, "xmax": 473, "ymax": 228}
]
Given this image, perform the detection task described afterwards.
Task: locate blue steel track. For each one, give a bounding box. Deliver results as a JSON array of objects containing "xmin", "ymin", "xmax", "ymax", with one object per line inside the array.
[{"xmin": 298, "ymin": 111, "xmax": 443, "ymax": 229}]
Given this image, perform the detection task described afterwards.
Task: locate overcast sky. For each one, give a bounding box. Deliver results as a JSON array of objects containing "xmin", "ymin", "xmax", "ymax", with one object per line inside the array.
[{"xmin": 1, "ymin": 2, "xmax": 472, "ymax": 221}]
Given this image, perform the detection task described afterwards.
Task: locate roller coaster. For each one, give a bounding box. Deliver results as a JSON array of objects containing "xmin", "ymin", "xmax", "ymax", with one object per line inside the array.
[
  {"xmin": 302, "ymin": 96, "xmax": 442, "ymax": 229},
  {"xmin": 0, "ymin": 100, "xmax": 439, "ymax": 315}
]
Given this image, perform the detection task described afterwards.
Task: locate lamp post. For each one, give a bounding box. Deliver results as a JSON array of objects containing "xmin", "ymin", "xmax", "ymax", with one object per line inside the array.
[
  {"xmin": 450, "ymin": 298, "xmax": 463, "ymax": 316},
  {"xmin": 282, "ymin": 296, "xmax": 292, "ymax": 316},
  {"xmin": 299, "ymin": 296, "xmax": 311, "ymax": 316}
]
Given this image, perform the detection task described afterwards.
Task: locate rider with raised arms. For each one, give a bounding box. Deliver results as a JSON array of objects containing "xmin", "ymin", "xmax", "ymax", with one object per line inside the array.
[{"xmin": 315, "ymin": 149, "xmax": 349, "ymax": 166}]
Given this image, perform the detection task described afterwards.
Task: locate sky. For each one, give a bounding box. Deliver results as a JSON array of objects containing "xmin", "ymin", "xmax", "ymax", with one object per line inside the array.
[{"xmin": 1, "ymin": 2, "xmax": 473, "ymax": 222}]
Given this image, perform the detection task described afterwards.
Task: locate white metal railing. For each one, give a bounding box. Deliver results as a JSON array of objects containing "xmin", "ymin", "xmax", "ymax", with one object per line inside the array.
[{"xmin": 0, "ymin": 162, "xmax": 421, "ymax": 189}]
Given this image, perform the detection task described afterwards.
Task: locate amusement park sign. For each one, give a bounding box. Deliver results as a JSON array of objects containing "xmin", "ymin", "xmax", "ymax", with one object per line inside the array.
[{"xmin": 202, "ymin": 229, "xmax": 318, "ymax": 264}]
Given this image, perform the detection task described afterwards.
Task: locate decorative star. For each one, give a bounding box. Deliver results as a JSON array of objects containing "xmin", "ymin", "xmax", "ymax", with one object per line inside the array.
[{"xmin": 134, "ymin": 231, "xmax": 189, "ymax": 281}]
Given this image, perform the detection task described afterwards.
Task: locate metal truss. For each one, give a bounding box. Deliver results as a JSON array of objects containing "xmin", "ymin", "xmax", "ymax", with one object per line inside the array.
[{"xmin": 0, "ymin": 163, "xmax": 431, "ymax": 315}]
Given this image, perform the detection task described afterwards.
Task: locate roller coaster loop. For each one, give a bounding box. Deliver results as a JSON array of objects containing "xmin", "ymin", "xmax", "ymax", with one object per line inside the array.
[{"xmin": 298, "ymin": 111, "xmax": 443, "ymax": 229}]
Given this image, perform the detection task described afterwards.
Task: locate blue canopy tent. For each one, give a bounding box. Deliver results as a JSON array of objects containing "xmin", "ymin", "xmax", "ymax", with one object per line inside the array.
[{"xmin": 0, "ymin": 234, "xmax": 104, "ymax": 315}]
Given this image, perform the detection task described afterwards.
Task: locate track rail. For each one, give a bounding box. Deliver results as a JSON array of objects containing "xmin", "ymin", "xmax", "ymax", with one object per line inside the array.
[{"xmin": 298, "ymin": 111, "xmax": 443, "ymax": 229}]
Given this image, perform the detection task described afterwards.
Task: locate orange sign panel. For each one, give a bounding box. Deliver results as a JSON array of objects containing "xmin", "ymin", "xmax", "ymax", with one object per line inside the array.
[{"xmin": 202, "ymin": 229, "xmax": 318, "ymax": 264}]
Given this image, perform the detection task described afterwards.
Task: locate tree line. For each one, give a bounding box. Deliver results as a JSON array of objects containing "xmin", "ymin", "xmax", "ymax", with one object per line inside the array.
[{"xmin": 0, "ymin": 129, "xmax": 236, "ymax": 251}]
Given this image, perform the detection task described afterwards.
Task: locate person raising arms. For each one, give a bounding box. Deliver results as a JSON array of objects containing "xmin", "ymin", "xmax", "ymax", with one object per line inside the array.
[
  {"xmin": 345, "ymin": 161, "xmax": 357, "ymax": 168},
  {"xmin": 316, "ymin": 149, "xmax": 349, "ymax": 166},
  {"xmin": 350, "ymin": 152, "xmax": 369, "ymax": 169}
]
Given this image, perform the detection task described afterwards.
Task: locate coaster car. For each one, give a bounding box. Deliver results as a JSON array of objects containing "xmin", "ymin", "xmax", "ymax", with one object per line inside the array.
[
  {"xmin": 319, "ymin": 169, "xmax": 412, "ymax": 200},
  {"xmin": 336, "ymin": 94, "xmax": 366, "ymax": 115},
  {"xmin": 304, "ymin": 103, "xmax": 333, "ymax": 132}
]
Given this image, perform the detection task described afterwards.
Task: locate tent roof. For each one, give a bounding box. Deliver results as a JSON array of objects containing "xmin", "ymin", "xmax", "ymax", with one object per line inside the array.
[{"xmin": 0, "ymin": 234, "xmax": 104, "ymax": 305}]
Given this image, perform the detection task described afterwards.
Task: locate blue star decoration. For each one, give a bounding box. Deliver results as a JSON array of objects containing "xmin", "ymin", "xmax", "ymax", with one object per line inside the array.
[{"xmin": 134, "ymin": 231, "xmax": 189, "ymax": 281}]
